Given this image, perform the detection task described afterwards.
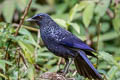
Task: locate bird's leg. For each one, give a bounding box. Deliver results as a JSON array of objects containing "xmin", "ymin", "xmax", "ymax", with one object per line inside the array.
[
  {"xmin": 63, "ymin": 58, "xmax": 74, "ymax": 75},
  {"xmin": 63, "ymin": 58, "xmax": 69, "ymax": 75}
]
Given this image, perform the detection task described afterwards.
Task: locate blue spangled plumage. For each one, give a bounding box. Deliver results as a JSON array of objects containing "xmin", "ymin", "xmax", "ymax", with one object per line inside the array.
[
  {"xmin": 27, "ymin": 13, "xmax": 103, "ymax": 80},
  {"xmin": 59, "ymin": 36, "xmax": 95, "ymax": 52}
]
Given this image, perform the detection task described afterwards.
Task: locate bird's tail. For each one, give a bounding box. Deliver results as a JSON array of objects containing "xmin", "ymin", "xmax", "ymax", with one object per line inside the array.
[{"xmin": 74, "ymin": 51, "xmax": 103, "ymax": 80}]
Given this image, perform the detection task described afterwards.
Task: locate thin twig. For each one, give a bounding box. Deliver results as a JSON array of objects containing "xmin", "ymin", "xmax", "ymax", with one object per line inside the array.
[
  {"xmin": 5, "ymin": 39, "xmax": 11, "ymax": 78},
  {"xmin": 14, "ymin": 0, "xmax": 32, "ymax": 36},
  {"xmin": 13, "ymin": 23, "xmax": 38, "ymax": 32},
  {"xmin": 57, "ymin": 58, "xmax": 62, "ymax": 71},
  {"xmin": 96, "ymin": 23, "xmax": 101, "ymax": 52},
  {"xmin": 96, "ymin": 23, "xmax": 101, "ymax": 68},
  {"xmin": 85, "ymin": 27, "xmax": 92, "ymax": 46},
  {"xmin": 17, "ymin": 47, "xmax": 21, "ymax": 80},
  {"xmin": 72, "ymin": 71, "xmax": 77, "ymax": 76},
  {"xmin": 106, "ymin": 9, "xmax": 114, "ymax": 19},
  {"xmin": 19, "ymin": 50, "xmax": 28, "ymax": 68}
]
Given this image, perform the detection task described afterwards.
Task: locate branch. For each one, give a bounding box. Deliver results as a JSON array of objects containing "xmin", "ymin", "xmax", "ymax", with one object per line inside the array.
[
  {"xmin": 96, "ymin": 23, "xmax": 101, "ymax": 52},
  {"xmin": 96, "ymin": 23, "xmax": 101, "ymax": 69},
  {"xmin": 13, "ymin": 23, "xmax": 38, "ymax": 32},
  {"xmin": 14, "ymin": 0, "xmax": 32, "ymax": 36},
  {"xmin": 106, "ymin": 9, "xmax": 114, "ymax": 19},
  {"xmin": 19, "ymin": 50, "xmax": 28, "ymax": 68}
]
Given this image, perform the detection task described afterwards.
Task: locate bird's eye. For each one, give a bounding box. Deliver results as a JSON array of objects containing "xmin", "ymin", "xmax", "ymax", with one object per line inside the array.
[
  {"xmin": 38, "ymin": 16, "xmax": 42, "ymax": 19},
  {"xmin": 33, "ymin": 16, "xmax": 42, "ymax": 20}
]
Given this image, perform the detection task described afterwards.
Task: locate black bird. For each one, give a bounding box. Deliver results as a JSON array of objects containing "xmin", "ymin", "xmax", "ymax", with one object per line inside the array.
[{"xmin": 26, "ymin": 13, "xmax": 103, "ymax": 80}]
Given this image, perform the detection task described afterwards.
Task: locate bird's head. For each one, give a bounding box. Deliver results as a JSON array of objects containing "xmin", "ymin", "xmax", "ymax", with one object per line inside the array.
[{"xmin": 26, "ymin": 13, "xmax": 51, "ymax": 24}]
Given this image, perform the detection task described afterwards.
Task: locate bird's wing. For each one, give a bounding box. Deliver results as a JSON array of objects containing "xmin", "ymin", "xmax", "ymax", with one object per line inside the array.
[
  {"xmin": 59, "ymin": 36, "xmax": 95, "ymax": 52},
  {"xmin": 59, "ymin": 36, "xmax": 97, "ymax": 57}
]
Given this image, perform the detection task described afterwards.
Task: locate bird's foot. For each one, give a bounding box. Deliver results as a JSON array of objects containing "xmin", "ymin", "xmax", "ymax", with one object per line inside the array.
[{"xmin": 57, "ymin": 70, "xmax": 68, "ymax": 76}]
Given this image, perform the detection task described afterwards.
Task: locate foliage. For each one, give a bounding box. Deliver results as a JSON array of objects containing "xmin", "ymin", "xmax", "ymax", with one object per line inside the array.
[{"xmin": 0, "ymin": 0, "xmax": 120, "ymax": 80}]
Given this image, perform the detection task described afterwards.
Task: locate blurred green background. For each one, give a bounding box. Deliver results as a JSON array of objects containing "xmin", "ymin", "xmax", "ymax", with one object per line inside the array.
[{"xmin": 0, "ymin": 0, "xmax": 120, "ymax": 80}]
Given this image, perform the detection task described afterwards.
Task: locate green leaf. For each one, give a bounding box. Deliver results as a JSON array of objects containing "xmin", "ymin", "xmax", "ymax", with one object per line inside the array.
[
  {"xmin": 99, "ymin": 51, "xmax": 120, "ymax": 68},
  {"xmin": 101, "ymin": 22, "xmax": 110, "ymax": 32},
  {"xmin": 33, "ymin": 4, "xmax": 53, "ymax": 14},
  {"xmin": 55, "ymin": 3, "xmax": 68, "ymax": 14},
  {"xmin": 37, "ymin": 52, "xmax": 53, "ymax": 58},
  {"xmin": 2, "ymin": 0, "xmax": 15, "ymax": 23},
  {"xmin": 27, "ymin": 65, "xmax": 35, "ymax": 80},
  {"xmin": 83, "ymin": 2, "xmax": 95, "ymax": 28},
  {"xmin": 47, "ymin": 59, "xmax": 57, "ymax": 65},
  {"xmin": 99, "ymin": 51, "xmax": 115, "ymax": 64},
  {"xmin": 19, "ymin": 28, "xmax": 40, "ymax": 48},
  {"xmin": 112, "ymin": 14, "xmax": 120, "ymax": 33},
  {"xmin": 0, "ymin": 60, "xmax": 12, "ymax": 72},
  {"xmin": 16, "ymin": 0, "xmax": 29, "ymax": 11},
  {"xmin": 54, "ymin": 18, "xmax": 68, "ymax": 29},
  {"xmin": 69, "ymin": 4, "xmax": 78, "ymax": 21},
  {"xmin": 93, "ymin": 31, "xmax": 120, "ymax": 42},
  {"xmin": 18, "ymin": 41, "xmax": 35, "ymax": 64},
  {"xmin": 115, "ymin": 71, "xmax": 120, "ymax": 79},
  {"xmin": 77, "ymin": 1, "xmax": 89, "ymax": 11},
  {"xmin": 0, "ymin": 73, "xmax": 8, "ymax": 79},
  {"xmin": 107, "ymin": 66, "xmax": 118, "ymax": 80},
  {"xmin": 95, "ymin": 0, "xmax": 110, "ymax": 23},
  {"xmin": 49, "ymin": 66, "xmax": 57, "ymax": 72},
  {"xmin": 69, "ymin": 22, "xmax": 80, "ymax": 34}
]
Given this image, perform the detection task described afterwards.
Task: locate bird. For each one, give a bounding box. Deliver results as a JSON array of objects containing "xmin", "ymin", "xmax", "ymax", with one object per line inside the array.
[{"xmin": 26, "ymin": 13, "xmax": 103, "ymax": 80}]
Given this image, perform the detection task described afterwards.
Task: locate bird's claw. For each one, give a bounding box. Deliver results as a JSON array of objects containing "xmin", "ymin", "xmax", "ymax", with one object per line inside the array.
[{"xmin": 57, "ymin": 70, "xmax": 68, "ymax": 76}]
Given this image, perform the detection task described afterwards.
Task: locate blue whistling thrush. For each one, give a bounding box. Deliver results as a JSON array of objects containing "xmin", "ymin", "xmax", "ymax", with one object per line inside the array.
[{"xmin": 26, "ymin": 13, "xmax": 103, "ymax": 80}]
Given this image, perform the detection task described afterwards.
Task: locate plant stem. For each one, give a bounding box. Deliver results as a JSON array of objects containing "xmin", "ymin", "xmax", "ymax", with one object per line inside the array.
[{"xmin": 96, "ymin": 23, "xmax": 101, "ymax": 68}]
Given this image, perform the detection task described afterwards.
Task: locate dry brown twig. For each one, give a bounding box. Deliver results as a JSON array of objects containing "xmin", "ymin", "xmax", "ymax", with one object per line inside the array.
[
  {"xmin": 13, "ymin": 23, "xmax": 38, "ymax": 32},
  {"xmin": 57, "ymin": 58, "xmax": 62, "ymax": 71},
  {"xmin": 19, "ymin": 50, "xmax": 28, "ymax": 68},
  {"xmin": 106, "ymin": 9, "xmax": 114, "ymax": 19},
  {"xmin": 14, "ymin": 0, "xmax": 32, "ymax": 36}
]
